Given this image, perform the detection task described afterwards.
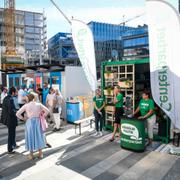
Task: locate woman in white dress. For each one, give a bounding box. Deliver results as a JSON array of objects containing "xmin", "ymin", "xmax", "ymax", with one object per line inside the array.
[
  {"xmin": 53, "ymin": 89, "xmax": 64, "ymax": 132},
  {"xmin": 46, "ymin": 87, "xmax": 56, "ymax": 124}
]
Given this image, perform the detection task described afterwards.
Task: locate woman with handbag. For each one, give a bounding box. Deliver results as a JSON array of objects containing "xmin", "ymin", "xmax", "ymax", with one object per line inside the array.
[
  {"xmin": 46, "ymin": 87, "xmax": 56, "ymax": 124},
  {"xmin": 16, "ymin": 94, "xmax": 49, "ymax": 160},
  {"xmin": 53, "ymin": 89, "xmax": 64, "ymax": 132}
]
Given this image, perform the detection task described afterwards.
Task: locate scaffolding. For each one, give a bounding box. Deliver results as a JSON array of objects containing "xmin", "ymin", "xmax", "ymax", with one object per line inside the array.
[{"xmin": 4, "ymin": 0, "xmax": 17, "ymax": 56}]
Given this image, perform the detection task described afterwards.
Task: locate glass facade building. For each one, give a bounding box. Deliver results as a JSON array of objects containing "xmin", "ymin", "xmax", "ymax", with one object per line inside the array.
[
  {"xmin": 122, "ymin": 25, "xmax": 149, "ymax": 60},
  {"xmin": 48, "ymin": 21, "xmax": 134, "ymax": 77},
  {"xmin": 48, "ymin": 32, "xmax": 79, "ymax": 66},
  {"xmin": 48, "ymin": 22, "xmax": 149, "ymax": 77},
  {"xmin": 0, "ymin": 8, "xmax": 47, "ymax": 65},
  {"xmin": 88, "ymin": 22, "xmax": 134, "ymax": 76}
]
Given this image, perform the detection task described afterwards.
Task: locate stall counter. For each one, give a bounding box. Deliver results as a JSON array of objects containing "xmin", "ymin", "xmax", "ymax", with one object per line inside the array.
[{"xmin": 121, "ymin": 117, "xmax": 146, "ymax": 151}]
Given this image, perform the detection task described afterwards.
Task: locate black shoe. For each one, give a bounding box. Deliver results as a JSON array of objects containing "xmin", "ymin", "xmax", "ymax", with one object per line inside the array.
[
  {"xmin": 53, "ymin": 128, "xmax": 60, "ymax": 132},
  {"xmin": 109, "ymin": 138, "xmax": 115, "ymax": 142},
  {"xmin": 8, "ymin": 151, "xmax": 16, "ymax": 154},
  {"xmin": 46, "ymin": 143, "xmax": 52, "ymax": 148},
  {"xmin": 14, "ymin": 145, "xmax": 20, "ymax": 149}
]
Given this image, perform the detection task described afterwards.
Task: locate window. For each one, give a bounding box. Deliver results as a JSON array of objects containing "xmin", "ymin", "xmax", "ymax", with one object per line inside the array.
[
  {"xmin": 25, "ymin": 27, "xmax": 34, "ymax": 33},
  {"xmin": 25, "ymin": 12, "xmax": 34, "ymax": 26},
  {"xmin": 9, "ymin": 78, "xmax": 13, "ymax": 87},
  {"xmin": 34, "ymin": 20, "xmax": 43, "ymax": 27},
  {"xmin": 35, "ymin": 27, "xmax": 41, "ymax": 33},
  {"xmin": 34, "ymin": 14, "xmax": 43, "ymax": 21}
]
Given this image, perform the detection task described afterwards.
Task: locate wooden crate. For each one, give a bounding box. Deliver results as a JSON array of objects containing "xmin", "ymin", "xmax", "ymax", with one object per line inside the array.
[
  {"xmin": 118, "ymin": 81, "xmax": 133, "ymax": 88},
  {"xmin": 105, "ymin": 105, "xmax": 115, "ymax": 112},
  {"xmin": 104, "ymin": 73, "xmax": 114, "ymax": 79},
  {"xmin": 104, "ymin": 89, "xmax": 114, "ymax": 96}
]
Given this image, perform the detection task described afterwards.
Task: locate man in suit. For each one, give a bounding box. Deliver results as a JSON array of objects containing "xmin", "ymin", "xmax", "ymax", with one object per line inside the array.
[{"xmin": 0, "ymin": 87, "xmax": 19, "ymax": 154}]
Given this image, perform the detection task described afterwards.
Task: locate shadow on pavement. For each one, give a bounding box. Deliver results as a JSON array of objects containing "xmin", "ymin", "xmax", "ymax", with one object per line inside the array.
[{"xmin": 0, "ymin": 152, "xmax": 35, "ymax": 179}]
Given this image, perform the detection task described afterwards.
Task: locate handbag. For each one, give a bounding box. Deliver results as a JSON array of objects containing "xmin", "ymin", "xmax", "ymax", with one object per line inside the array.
[
  {"xmin": 40, "ymin": 112, "xmax": 48, "ymax": 131},
  {"xmin": 53, "ymin": 107, "xmax": 59, "ymax": 113}
]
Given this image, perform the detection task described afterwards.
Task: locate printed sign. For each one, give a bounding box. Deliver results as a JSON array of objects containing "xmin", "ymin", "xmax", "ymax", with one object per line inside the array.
[
  {"xmin": 71, "ymin": 19, "xmax": 97, "ymax": 92},
  {"xmin": 121, "ymin": 123, "xmax": 142, "ymax": 141},
  {"xmin": 147, "ymin": 0, "xmax": 180, "ymax": 128}
]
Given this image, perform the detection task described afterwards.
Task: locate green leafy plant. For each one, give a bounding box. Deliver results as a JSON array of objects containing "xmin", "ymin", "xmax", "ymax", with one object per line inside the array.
[
  {"xmin": 104, "ymin": 71, "xmax": 112, "ymax": 75},
  {"xmin": 104, "ymin": 86, "xmax": 114, "ymax": 95},
  {"xmin": 125, "ymin": 80, "xmax": 132, "ymax": 87}
]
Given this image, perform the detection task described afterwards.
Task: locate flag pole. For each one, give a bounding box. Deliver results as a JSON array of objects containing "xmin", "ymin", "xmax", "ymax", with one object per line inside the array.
[{"xmin": 50, "ymin": 0, "xmax": 71, "ymax": 25}]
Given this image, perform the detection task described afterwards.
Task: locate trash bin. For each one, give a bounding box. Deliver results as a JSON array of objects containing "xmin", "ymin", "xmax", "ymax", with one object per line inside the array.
[
  {"xmin": 121, "ymin": 117, "xmax": 146, "ymax": 151},
  {"xmin": 66, "ymin": 102, "xmax": 80, "ymax": 122}
]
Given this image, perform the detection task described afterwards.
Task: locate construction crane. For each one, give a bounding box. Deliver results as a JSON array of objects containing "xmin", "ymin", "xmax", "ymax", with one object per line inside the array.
[
  {"xmin": 4, "ymin": 0, "xmax": 16, "ymax": 56},
  {"xmin": 119, "ymin": 13, "xmax": 146, "ymax": 26},
  {"xmin": 2, "ymin": 0, "xmax": 24, "ymax": 70}
]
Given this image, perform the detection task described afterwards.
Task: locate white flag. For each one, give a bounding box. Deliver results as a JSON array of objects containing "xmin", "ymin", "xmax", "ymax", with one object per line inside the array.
[
  {"xmin": 71, "ymin": 19, "xmax": 97, "ymax": 92},
  {"xmin": 146, "ymin": 0, "xmax": 180, "ymax": 128}
]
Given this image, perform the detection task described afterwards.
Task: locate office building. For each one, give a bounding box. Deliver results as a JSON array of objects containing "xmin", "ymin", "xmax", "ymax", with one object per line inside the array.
[
  {"xmin": 48, "ymin": 32, "xmax": 79, "ymax": 66},
  {"xmin": 48, "ymin": 21, "xmax": 134, "ymax": 77},
  {"xmin": 0, "ymin": 8, "xmax": 47, "ymax": 66},
  {"xmin": 122, "ymin": 24, "xmax": 149, "ymax": 60}
]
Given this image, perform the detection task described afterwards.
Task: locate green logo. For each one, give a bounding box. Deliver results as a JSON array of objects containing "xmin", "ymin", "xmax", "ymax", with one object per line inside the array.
[{"xmin": 157, "ymin": 28, "xmax": 172, "ymax": 111}]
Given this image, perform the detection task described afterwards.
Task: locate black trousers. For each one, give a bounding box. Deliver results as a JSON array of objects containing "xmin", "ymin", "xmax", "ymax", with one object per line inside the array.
[
  {"xmin": 94, "ymin": 109, "xmax": 104, "ymax": 132},
  {"xmin": 8, "ymin": 126, "xmax": 16, "ymax": 152},
  {"xmin": 19, "ymin": 104, "xmax": 25, "ymax": 118}
]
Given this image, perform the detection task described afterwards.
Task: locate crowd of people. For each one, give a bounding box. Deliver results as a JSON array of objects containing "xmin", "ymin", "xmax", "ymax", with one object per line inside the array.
[
  {"xmin": 0, "ymin": 83, "xmax": 64, "ymax": 159},
  {"xmin": 0, "ymin": 83, "xmax": 156, "ymax": 160}
]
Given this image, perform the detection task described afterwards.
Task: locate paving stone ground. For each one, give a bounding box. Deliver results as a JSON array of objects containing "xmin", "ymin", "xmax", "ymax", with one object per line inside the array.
[{"xmin": 0, "ymin": 121, "xmax": 180, "ymax": 180}]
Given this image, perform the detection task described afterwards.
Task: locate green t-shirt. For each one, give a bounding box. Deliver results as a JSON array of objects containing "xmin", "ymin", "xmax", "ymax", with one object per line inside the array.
[
  {"xmin": 93, "ymin": 96, "xmax": 105, "ymax": 109},
  {"xmin": 139, "ymin": 98, "xmax": 155, "ymax": 117},
  {"xmin": 115, "ymin": 93, "xmax": 123, "ymax": 108}
]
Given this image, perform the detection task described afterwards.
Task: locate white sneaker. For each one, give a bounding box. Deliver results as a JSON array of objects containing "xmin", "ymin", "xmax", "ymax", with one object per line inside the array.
[
  {"xmin": 93, "ymin": 131, "xmax": 99, "ymax": 136},
  {"xmin": 99, "ymin": 132, "xmax": 103, "ymax": 137}
]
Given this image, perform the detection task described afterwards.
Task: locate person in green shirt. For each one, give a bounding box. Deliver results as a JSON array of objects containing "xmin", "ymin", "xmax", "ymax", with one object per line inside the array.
[
  {"xmin": 110, "ymin": 86, "xmax": 124, "ymax": 142},
  {"xmin": 134, "ymin": 90, "xmax": 156, "ymax": 146},
  {"xmin": 93, "ymin": 89, "xmax": 105, "ymax": 137}
]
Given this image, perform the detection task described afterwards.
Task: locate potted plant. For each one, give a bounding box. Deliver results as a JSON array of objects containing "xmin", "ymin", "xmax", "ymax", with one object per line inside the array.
[
  {"xmin": 118, "ymin": 78, "xmax": 133, "ymax": 88},
  {"xmin": 104, "ymin": 86, "xmax": 114, "ymax": 96},
  {"xmin": 104, "ymin": 71, "xmax": 114, "ymax": 79}
]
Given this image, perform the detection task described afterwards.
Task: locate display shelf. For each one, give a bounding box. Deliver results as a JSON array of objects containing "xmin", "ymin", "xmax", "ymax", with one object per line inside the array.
[
  {"xmin": 103, "ymin": 64, "xmax": 135, "ymax": 129},
  {"xmin": 106, "ymin": 119, "xmax": 115, "ymax": 122}
]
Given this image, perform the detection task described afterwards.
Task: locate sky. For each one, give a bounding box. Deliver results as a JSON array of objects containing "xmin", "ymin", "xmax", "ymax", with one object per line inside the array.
[{"xmin": 1, "ymin": 0, "xmax": 178, "ymax": 39}]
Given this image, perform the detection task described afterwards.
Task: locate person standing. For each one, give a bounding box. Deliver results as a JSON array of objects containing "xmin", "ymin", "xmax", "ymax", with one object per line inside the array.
[
  {"xmin": 1, "ymin": 87, "xmax": 8, "ymax": 104},
  {"xmin": 16, "ymin": 94, "xmax": 49, "ymax": 160},
  {"xmin": 0, "ymin": 87, "xmax": 19, "ymax": 154},
  {"xmin": 36, "ymin": 84, "xmax": 43, "ymax": 103},
  {"xmin": 18, "ymin": 84, "xmax": 27, "ymax": 108},
  {"xmin": 93, "ymin": 89, "xmax": 105, "ymax": 137},
  {"xmin": 30, "ymin": 88, "xmax": 51, "ymax": 148},
  {"xmin": 28, "ymin": 84, "xmax": 40, "ymax": 103},
  {"xmin": 110, "ymin": 86, "xmax": 124, "ymax": 142},
  {"xmin": 53, "ymin": 89, "xmax": 64, "ymax": 132},
  {"xmin": 13, "ymin": 89, "xmax": 20, "ymax": 111},
  {"xmin": 46, "ymin": 87, "xmax": 56, "ymax": 124},
  {"xmin": 133, "ymin": 91, "xmax": 156, "ymax": 146},
  {"xmin": 43, "ymin": 82, "xmax": 49, "ymax": 105}
]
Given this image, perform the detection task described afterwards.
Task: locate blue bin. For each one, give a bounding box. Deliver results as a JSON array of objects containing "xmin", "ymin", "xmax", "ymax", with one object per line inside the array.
[{"xmin": 66, "ymin": 102, "xmax": 80, "ymax": 122}]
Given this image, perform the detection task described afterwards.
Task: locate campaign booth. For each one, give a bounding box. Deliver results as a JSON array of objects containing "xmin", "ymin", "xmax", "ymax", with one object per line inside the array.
[{"xmin": 102, "ymin": 58, "xmax": 170, "ymax": 151}]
